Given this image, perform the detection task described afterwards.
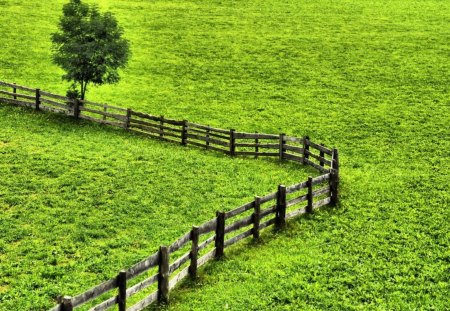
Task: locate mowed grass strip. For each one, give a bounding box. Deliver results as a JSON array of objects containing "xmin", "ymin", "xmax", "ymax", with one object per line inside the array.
[{"xmin": 0, "ymin": 0, "xmax": 449, "ymax": 310}]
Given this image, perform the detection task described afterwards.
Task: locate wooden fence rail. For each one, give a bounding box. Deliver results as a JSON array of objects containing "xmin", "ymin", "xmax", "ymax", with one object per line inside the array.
[{"xmin": 0, "ymin": 81, "xmax": 339, "ymax": 311}]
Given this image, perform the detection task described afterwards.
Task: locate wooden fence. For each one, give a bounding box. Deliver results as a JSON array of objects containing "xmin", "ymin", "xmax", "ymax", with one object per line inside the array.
[{"xmin": 0, "ymin": 81, "xmax": 339, "ymax": 311}]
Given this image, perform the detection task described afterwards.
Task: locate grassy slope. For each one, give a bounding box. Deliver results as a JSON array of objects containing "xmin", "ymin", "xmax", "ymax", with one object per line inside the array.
[{"xmin": 0, "ymin": 0, "xmax": 449, "ymax": 310}]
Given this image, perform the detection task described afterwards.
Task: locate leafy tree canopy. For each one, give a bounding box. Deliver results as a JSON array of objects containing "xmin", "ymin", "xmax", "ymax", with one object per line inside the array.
[{"xmin": 51, "ymin": 0, "xmax": 130, "ymax": 100}]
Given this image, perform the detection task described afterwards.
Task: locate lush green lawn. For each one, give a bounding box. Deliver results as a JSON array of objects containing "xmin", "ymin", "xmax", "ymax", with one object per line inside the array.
[{"xmin": 1, "ymin": 0, "xmax": 449, "ymax": 310}]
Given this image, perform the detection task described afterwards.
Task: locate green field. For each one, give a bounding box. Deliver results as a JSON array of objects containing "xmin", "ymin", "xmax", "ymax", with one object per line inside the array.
[{"xmin": 0, "ymin": 0, "xmax": 449, "ymax": 310}]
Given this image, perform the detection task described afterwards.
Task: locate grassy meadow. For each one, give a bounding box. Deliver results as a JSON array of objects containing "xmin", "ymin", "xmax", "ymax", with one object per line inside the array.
[{"xmin": 0, "ymin": 0, "xmax": 449, "ymax": 310}]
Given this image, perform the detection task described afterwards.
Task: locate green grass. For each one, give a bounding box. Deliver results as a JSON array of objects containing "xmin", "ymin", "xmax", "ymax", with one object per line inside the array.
[{"xmin": 1, "ymin": 0, "xmax": 449, "ymax": 310}]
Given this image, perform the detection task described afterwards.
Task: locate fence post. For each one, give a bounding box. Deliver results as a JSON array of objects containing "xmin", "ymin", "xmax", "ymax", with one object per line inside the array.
[
  {"xmin": 206, "ymin": 125, "xmax": 210, "ymax": 149},
  {"xmin": 124, "ymin": 108, "xmax": 132, "ymax": 130},
  {"xmin": 158, "ymin": 246, "xmax": 170, "ymax": 304},
  {"xmin": 159, "ymin": 115, "xmax": 164, "ymax": 139},
  {"xmin": 229, "ymin": 129, "xmax": 236, "ymax": 156},
  {"xmin": 103, "ymin": 105, "xmax": 107, "ymax": 120},
  {"xmin": 279, "ymin": 133, "xmax": 285, "ymax": 161},
  {"xmin": 13, "ymin": 83, "xmax": 16, "ymax": 100},
  {"xmin": 35, "ymin": 88, "xmax": 40, "ymax": 111},
  {"xmin": 189, "ymin": 226, "xmax": 199, "ymax": 279},
  {"xmin": 62, "ymin": 296, "xmax": 73, "ymax": 311},
  {"xmin": 306, "ymin": 176, "xmax": 313, "ymax": 213},
  {"xmin": 181, "ymin": 120, "xmax": 188, "ymax": 145},
  {"xmin": 330, "ymin": 148, "xmax": 340, "ymax": 206},
  {"xmin": 117, "ymin": 270, "xmax": 127, "ymax": 311},
  {"xmin": 255, "ymin": 132, "xmax": 259, "ymax": 159},
  {"xmin": 319, "ymin": 143, "xmax": 325, "ymax": 167},
  {"xmin": 302, "ymin": 135, "xmax": 310, "ymax": 164},
  {"xmin": 215, "ymin": 211, "xmax": 225, "ymax": 258},
  {"xmin": 73, "ymin": 99, "xmax": 80, "ymax": 119},
  {"xmin": 275, "ymin": 185, "xmax": 286, "ymax": 229},
  {"xmin": 253, "ymin": 196, "xmax": 261, "ymax": 240}
]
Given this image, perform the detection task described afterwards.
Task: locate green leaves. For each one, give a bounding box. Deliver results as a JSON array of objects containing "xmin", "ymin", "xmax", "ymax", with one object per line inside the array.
[{"xmin": 51, "ymin": 0, "xmax": 130, "ymax": 99}]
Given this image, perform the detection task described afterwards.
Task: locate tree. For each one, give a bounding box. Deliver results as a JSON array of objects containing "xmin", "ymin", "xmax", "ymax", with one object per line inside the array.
[{"xmin": 51, "ymin": 0, "xmax": 130, "ymax": 100}]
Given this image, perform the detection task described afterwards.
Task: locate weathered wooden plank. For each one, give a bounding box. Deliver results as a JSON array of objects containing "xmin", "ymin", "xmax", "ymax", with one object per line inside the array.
[
  {"xmin": 0, "ymin": 81, "xmax": 35, "ymax": 91},
  {"xmin": 286, "ymin": 206, "xmax": 307, "ymax": 219},
  {"xmin": 234, "ymin": 143, "xmax": 279, "ymax": 148},
  {"xmin": 126, "ymin": 251, "xmax": 159, "ymax": 279},
  {"xmin": 39, "ymin": 90, "xmax": 70, "ymax": 101},
  {"xmin": 286, "ymin": 194, "xmax": 308, "ymax": 208},
  {"xmin": 128, "ymin": 128, "xmax": 180, "ymax": 144},
  {"xmin": 186, "ymin": 122, "xmax": 229, "ymax": 134},
  {"xmin": 234, "ymin": 151, "xmax": 279, "ymax": 157},
  {"xmin": 224, "ymin": 215, "xmax": 253, "ymax": 234},
  {"xmin": 130, "ymin": 123, "xmax": 180, "ymax": 138},
  {"xmin": 283, "ymin": 145, "xmax": 304, "ymax": 153},
  {"xmin": 187, "ymin": 140, "xmax": 229, "ymax": 154},
  {"xmin": 304, "ymin": 158, "xmax": 330, "ymax": 173},
  {"xmin": 129, "ymin": 118, "xmax": 183, "ymax": 133},
  {"xmin": 40, "ymin": 98, "xmax": 70, "ymax": 110},
  {"xmin": 126, "ymin": 291, "xmax": 158, "ymax": 311},
  {"xmin": 39, "ymin": 105, "xmax": 69, "ymax": 115},
  {"xmin": 130, "ymin": 111, "xmax": 182, "ymax": 125},
  {"xmin": 313, "ymin": 197, "xmax": 331, "ymax": 209},
  {"xmin": 283, "ymin": 153, "xmax": 303, "ymax": 162},
  {"xmin": 311, "ymin": 173, "xmax": 330, "ymax": 186},
  {"xmin": 188, "ymin": 127, "xmax": 230, "ymax": 140},
  {"xmin": 169, "ymin": 266, "xmax": 190, "ymax": 290},
  {"xmin": 260, "ymin": 192, "xmax": 277, "ymax": 204},
  {"xmin": 126, "ymin": 274, "xmax": 158, "ymax": 298},
  {"xmin": 79, "ymin": 106, "xmax": 127, "ymax": 121},
  {"xmin": 168, "ymin": 232, "xmax": 191, "ymax": 254},
  {"xmin": 0, "ymin": 89, "xmax": 35, "ymax": 101},
  {"xmin": 186, "ymin": 133, "xmax": 229, "ymax": 147},
  {"xmin": 198, "ymin": 218, "xmax": 217, "ymax": 235},
  {"xmin": 286, "ymin": 181, "xmax": 308, "ymax": 194},
  {"xmin": 198, "ymin": 249, "xmax": 216, "ymax": 267},
  {"xmin": 0, "ymin": 97, "xmax": 35, "ymax": 108},
  {"xmin": 234, "ymin": 132, "xmax": 278, "ymax": 139},
  {"xmin": 79, "ymin": 114, "xmax": 124, "ymax": 128},
  {"xmin": 224, "ymin": 228, "xmax": 253, "ymax": 248},
  {"xmin": 259, "ymin": 204, "xmax": 276, "ymax": 219},
  {"xmin": 306, "ymin": 140, "xmax": 333, "ymax": 155},
  {"xmin": 313, "ymin": 187, "xmax": 330, "ymax": 197},
  {"xmin": 305, "ymin": 150, "xmax": 332, "ymax": 166},
  {"xmin": 88, "ymin": 295, "xmax": 117, "ymax": 311},
  {"xmin": 71, "ymin": 278, "xmax": 117, "ymax": 307},
  {"xmin": 259, "ymin": 218, "xmax": 276, "ymax": 230},
  {"xmin": 79, "ymin": 99, "xmax": 127, "ymax": 112},
  {"xmin": 197, "ymin": 235, "xmax": 215, "ymax": 252},
  {"xmin": 169, "ymin": 251, "xmax": 191, "ymax": 274},
  {"xmin": 224, "ymin": 201, "xmax": 254, "ymax": 219}
]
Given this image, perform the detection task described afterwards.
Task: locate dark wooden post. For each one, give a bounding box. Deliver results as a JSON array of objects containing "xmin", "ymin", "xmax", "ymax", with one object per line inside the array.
[
  {"xmin": 35, "ymin": 88, "xmax": 40, "ymax": 111},
  {"xmin": 275, "ymin": 185, "xmax": 286, "ymax": 229},
  {"xmin": 158, "ymin": 246, "xmax": 170, "ymax": 304},
  {"xmin": 306, "ymin": 176, "xmax": 313, "ymax": 213},
  {"xmin": 302, "ymin": 135, "xmax": 310, "ymax": 164},
  {"xmin": 159, "ymin": 116, "xmax": 164, "ymax": 139},
  {"xmin": 255, "ymin": 132, "xmax": 259, "ymax": 159},
  {"xmin": 229, "ymin": 129, "xmax": 236, "ymax": 156},
  {"xmin": 253, "ymin": 196, "xmax": 261, "ymax": 239},
  {"xmin": 330, "ymin": 148, "xmax": 340, "ymax": 206},
  {"xmin": 13, "ymin": 83, "xmax": 17, "ymax": 100},
  {"xmin": 117, "ymin": 270, "xmax": 127, "ymax": 311},
  {"xmin": 181, "ymin": 120, "xmax": 188, "ymax": 145},
  {"xmin": 215, "ymin": 211, "xmax": 225, "ymax": 258},
  {"xmin": 62, "ymin": 296, "xmax": 73, "ymax": 311},
  {"xmin": 73, "ymin": 99, "xmax": 80, "ymax": 119},
  {"xmin": 319, "ymin": 143, "xmax": 325, "ymax": 167},
  {"xmin": 189, "ymin": 226, "xmax": 199, "ymax": 278},
  {"xmin": 279, "ymin": 133, "xmax": 285, "ymax": 161},
  {"xmin": 103, "ymin": 105, "xmax": 107, "ymax": 120},
  {"xmin": 206, "ymin": 125, "xmax": 210, "ymax": 149},
  {"xmin": 124, "ymin": 108, "xmax": 132, "ymax": 130}
]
